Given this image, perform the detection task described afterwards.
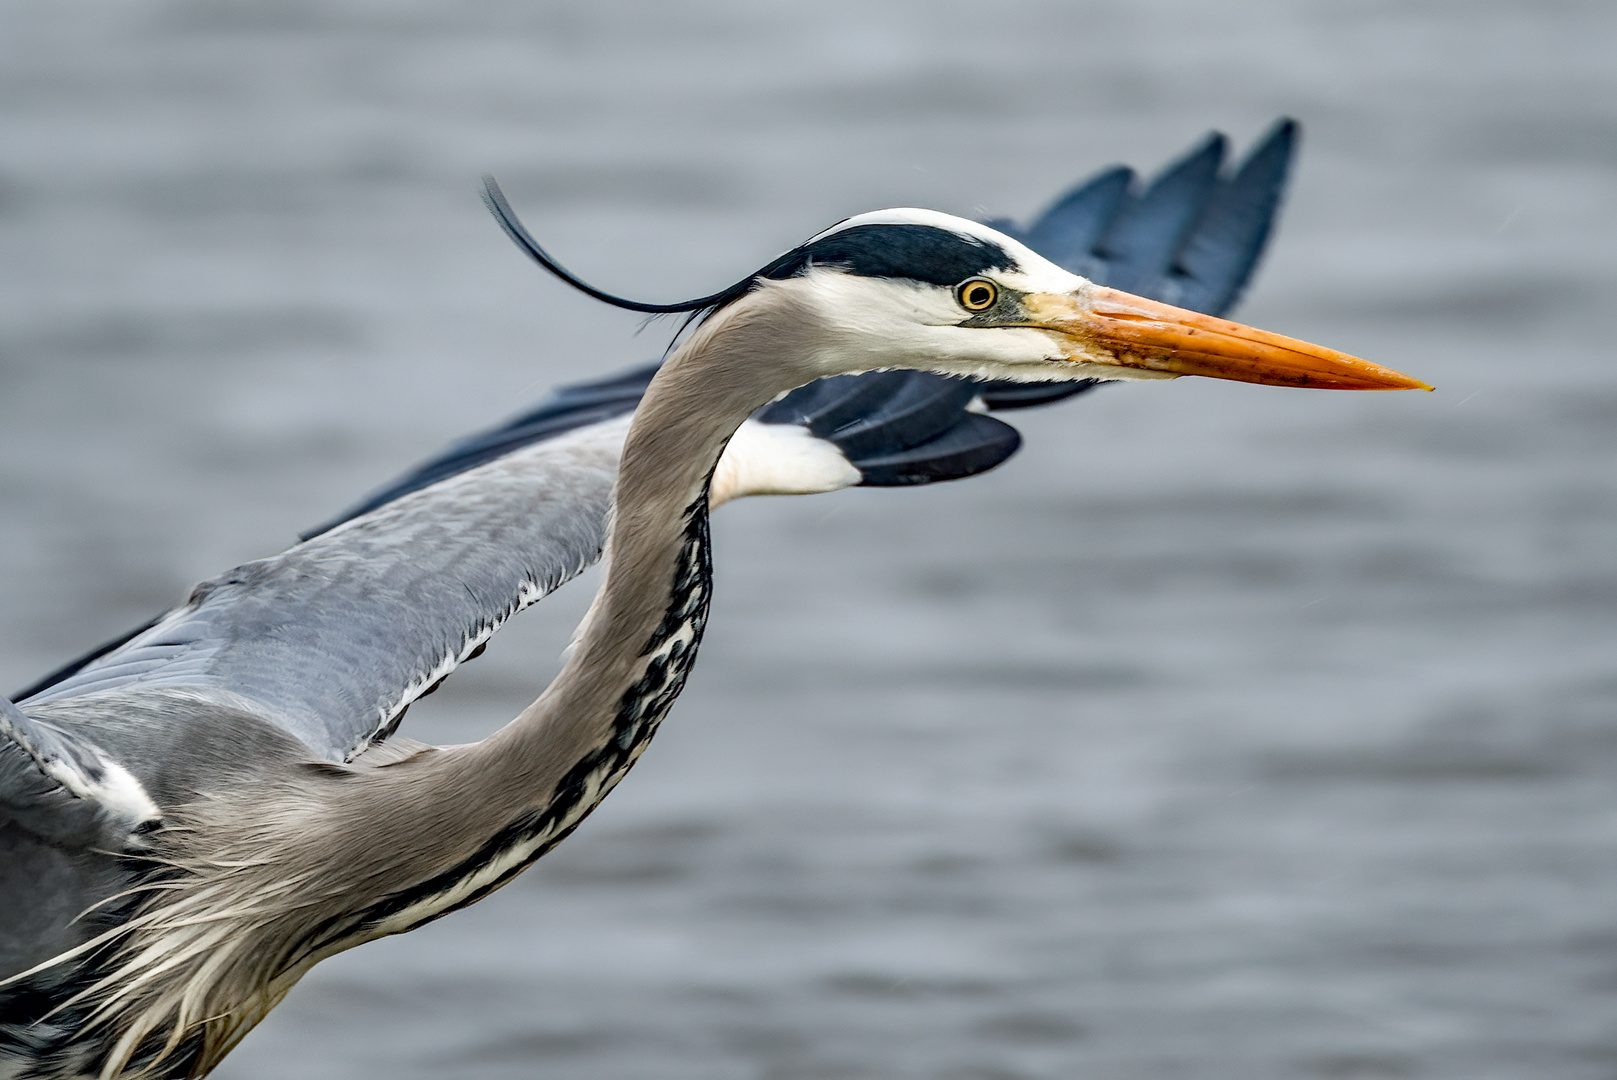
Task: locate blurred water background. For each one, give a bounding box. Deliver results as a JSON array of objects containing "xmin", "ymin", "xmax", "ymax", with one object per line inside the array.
[{"xmin": 3, "ymin": 2, "xmax": 1617, "ymax": 1077}]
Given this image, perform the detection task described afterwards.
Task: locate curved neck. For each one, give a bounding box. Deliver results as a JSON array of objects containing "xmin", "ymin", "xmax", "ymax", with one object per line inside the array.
[
  {"xmin": 464, "ymin": 286, "xmax": 827, "ymax": 854},
  {"xmin": 81, "ymin": 287, "xmax": 840, "ymax": 1077},
  {"xmin": 285, "ymin": 288, "xmax": 835, "ymax": 960}
]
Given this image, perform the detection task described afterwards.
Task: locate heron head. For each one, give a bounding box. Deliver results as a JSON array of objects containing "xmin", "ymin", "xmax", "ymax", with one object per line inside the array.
[
  {"xmin": 479, "ymin": 181, "xmax": 1427, "ymax": 394},
  {"xmin": 747, "ymin": 208, "xmax": 1430, "ymax": 392}
]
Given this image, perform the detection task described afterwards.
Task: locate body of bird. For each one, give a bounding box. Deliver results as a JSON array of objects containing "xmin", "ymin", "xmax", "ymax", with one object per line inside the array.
[{"xmin": 0, "ymin": 127, "xmax": 1428, "ymax": 1079}]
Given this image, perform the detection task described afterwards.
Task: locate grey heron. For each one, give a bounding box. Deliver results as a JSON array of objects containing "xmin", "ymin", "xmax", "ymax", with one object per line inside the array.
[{"xmin": 0, "ymin": 126, "xmax": 1428, "ymax": 1079}]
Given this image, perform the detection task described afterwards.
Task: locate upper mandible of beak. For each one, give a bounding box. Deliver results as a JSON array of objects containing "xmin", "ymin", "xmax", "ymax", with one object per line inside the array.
[{"xmin": 1032, "ymin": 285, "xmax": 1432, "ymax": 391}]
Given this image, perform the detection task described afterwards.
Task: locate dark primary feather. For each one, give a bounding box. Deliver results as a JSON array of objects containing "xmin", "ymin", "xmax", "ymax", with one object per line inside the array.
[
  {"xmin": 756, "ymin": 370, "xmax": 979, "ymax": 455},
  {"xmin": 1086, "ymin": 131, "xmax": 1229, "ymax": 299},
  {"xmin": 849, "ymin": 415, "xmax": 1022, "ymax": 487},
  {"xmin": 1003, "ymin": 166, "xmax": 1132, "ymax": 270},
  {"xmin": 994, "ymin": 117, "xmax": 1295, "ymax": 318},
  {"xmin": 1170, "ymin": 119, "xmax": 1297, "ymax": 315}
]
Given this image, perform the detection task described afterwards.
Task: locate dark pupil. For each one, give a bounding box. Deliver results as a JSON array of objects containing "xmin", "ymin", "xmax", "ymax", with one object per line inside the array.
[{"xmin": 966, "ymin": 285, "xmax": 991, "ymax": 307}]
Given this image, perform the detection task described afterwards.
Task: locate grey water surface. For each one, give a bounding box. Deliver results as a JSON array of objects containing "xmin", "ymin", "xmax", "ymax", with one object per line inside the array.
[{"xmin": 4, "ymin": 2, "xmax": 1617, "ymax": 1077}]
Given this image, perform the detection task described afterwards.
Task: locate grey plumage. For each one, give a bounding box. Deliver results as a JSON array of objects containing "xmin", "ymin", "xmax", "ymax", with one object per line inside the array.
[
  {"xmin": 0, "ymin": 128, "xmax": 1359, "ymax": 1080},
  {"xmin": 22, "ymin": 420, "xmax": 627, "ymax": 765}
]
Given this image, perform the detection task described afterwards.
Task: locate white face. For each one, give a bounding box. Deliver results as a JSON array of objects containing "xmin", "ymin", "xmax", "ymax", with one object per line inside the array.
[{"xmin": 784, "ymin": 208, "xmax": 1175, "ymax": 386}]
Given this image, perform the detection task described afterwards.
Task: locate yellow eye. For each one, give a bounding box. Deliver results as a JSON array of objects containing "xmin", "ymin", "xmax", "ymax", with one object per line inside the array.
[{"xmin": 956, "ymin": 278, "xmax": 998, "ymax": 312}]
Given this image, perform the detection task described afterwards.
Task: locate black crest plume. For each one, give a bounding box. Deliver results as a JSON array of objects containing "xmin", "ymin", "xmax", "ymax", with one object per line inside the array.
[{"xmin": 481, "ymin": 177, "xmax": 750, "ymax": 315}]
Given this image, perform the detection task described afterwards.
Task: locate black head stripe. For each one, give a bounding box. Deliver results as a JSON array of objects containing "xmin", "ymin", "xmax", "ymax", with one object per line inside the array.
[{"xmin": 756, "ymin": 224, "xmax": 1017, "ymax": 288}]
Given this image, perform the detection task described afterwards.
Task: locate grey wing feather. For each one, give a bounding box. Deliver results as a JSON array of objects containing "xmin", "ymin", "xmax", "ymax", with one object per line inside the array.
[
  {"xmin": 21, "ymin": 415, "xmax": 629, "ymax": 764},
  {"xmin": 299, "ymin": 362, "xmax": 657, "ymax": 541}
]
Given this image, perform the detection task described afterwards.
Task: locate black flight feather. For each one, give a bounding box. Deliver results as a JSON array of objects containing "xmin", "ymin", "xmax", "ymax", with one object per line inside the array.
[{"xmin": 850, "ymin": 413, "xmax": 1022, "ymax": 487}]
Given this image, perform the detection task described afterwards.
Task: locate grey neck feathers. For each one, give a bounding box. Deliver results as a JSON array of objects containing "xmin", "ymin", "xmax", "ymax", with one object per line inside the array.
[{"xmin": 436, "ymin": 284, "xmax": 828, "ymax": 888}]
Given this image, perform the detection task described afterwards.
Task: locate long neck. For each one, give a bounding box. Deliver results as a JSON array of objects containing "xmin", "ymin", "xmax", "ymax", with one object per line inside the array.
[
  {"xmin": 451, "ymin": 290, "xmax": 823, "ymax": 870},
  {"xmin": 85, "ymin": 291, "xmax": 833, "ymax": 1080},
  {"xmin": 257, "ymin": 293, "xmax": 828, "ymax": 962},
  {"xmin": 471, "ymin": 362, "xmax": 755, "ymax": 813}
]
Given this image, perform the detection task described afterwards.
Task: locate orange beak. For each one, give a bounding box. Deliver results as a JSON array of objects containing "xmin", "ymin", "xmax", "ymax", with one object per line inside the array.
[{"xmin": 1030, "ymin": 285, "xmax": 1431, "ymax": 391}]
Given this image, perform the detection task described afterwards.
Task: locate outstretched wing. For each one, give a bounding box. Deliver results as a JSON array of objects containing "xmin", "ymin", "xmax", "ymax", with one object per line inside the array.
[
  {"xmin": 20, "ymin": 418, "xmax": 626, "ymax": 764},
  {"xmin": 15, "ymin": 123, "xmax": 1298, "ymax": 769}
]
